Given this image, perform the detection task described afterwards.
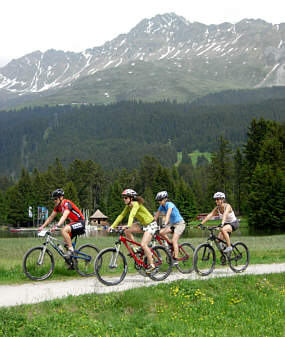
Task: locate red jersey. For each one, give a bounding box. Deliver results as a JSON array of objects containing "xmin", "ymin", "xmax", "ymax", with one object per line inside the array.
[{"xmin": 54, "ymin": 199, "xmax": 85, "ymax": 222}]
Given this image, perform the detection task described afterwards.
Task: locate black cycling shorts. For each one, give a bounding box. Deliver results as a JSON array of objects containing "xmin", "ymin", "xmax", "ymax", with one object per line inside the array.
[
  {"xmin": 69, "ymin": 221, "xmax": 85, "ymax": 238},
  {"xmin": 223, "ymin": 220, "xmax": 240, "ymax": 232}
]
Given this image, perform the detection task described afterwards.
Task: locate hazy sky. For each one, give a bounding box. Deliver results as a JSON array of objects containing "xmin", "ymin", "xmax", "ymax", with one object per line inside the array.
[{"xmin": 0, "ymin": 0, "xmax": 284, "ymax": 67}]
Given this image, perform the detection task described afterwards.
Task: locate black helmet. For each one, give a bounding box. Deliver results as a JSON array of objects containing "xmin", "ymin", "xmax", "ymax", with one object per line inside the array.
[{"xmin": 51, "ymin": 188, "xmax": 64, "ymax": 199}]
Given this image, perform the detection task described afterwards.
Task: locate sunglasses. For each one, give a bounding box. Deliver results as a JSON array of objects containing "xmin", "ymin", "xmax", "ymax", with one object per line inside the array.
[
  {"xmin": 215, "ymin": 198, "xmax": 222, "ymax": 201},
  {"xmin": 123, "ymin": 196, "xmax": 130, "ymax": 200}
]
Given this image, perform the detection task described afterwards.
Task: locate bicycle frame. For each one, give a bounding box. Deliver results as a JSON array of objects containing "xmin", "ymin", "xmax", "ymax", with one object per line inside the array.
[
  {"xmin": 38, "ymin": 231, "xmax": 91, "ymax": 263},
  {"xmin": 113, "ymin": 233, "xmax": 163, "ymax": 270},
  {"xmin": 200, "ymin": 226, "xmax": 228, "ymax": 259},
  {"xmin": 152, "ymin": 232, "xmax": 191, "ymax": 262},
  {"xmin": 115, "ymin": 235, "xmax": 148, "ymax": 268}
]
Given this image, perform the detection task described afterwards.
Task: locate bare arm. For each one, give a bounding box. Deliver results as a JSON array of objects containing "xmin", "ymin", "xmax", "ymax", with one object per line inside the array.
[
  {"xmin": 164, "ymin": 207, "xmax": 173, "ymax": 226},
  {"xmin": 39, "ymin": 210, "xmax": 57, "ymax": 230},
  {"xmin": 57, "ymin": 209, "xmax": 70, "ymax": 227},
  {"xmin": 201, "ymin": 207, "xmax": 217, "ymax": 225},
  {"xmin": 153, "ymin": 210, "xmax": 161, "ymax": 222}
]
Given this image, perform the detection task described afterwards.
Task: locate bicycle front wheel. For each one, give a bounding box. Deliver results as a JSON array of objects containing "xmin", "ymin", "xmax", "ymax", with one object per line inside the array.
[
  {"xmin": 74, "ymin": 244, "xmax": 100, "ymax": 277},
  {"xmin": 176, "ymin": 242, "xmax": 195, "ymax": 274},
  {"xmin": 193, "ymin": 243, "xmax": 216, "ymax": 276},
  {"xmin": 94, "ymin": 248, "xmax": 127, "ymax": 286},
  {"xmin": 229, "ymin": 242, "xmax": 250, "ymax": 273},
  {"xmin": 147, "ymin": 246, "xmax": 172, "ymax": 281},
  {"xmin": 23, "ymin": 246, "xmax": 54, "ymax": 281}
]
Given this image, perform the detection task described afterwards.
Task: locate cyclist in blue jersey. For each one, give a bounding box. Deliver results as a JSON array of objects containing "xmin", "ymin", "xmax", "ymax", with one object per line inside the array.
[{"xmin": 154, "ymin": 191, "xmax": 185, "ymax": 266}]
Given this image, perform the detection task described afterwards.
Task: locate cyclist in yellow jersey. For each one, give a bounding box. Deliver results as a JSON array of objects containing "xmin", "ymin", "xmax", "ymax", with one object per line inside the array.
[{"xmin": 108, "ymin": 189, "xmax": 159, "ymax": 273}]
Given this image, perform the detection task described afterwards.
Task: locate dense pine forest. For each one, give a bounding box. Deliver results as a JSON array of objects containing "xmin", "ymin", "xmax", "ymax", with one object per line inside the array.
[
  {"xmin": 0, "ymin": 118, "xmax": 284, "ymax": 232},
  {"xmin": 1, "ymin": 87, "xmax": 285, "ymax": 176}
]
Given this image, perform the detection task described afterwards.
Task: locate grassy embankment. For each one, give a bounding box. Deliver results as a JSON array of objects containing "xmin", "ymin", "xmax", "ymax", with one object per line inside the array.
[{"xmin": 0, "ymin": 273, "xmax": 284, "ymax": 336}]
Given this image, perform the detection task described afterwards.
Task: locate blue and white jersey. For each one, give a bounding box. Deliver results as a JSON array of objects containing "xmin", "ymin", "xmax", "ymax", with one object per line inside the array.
[{"xmin": 158, "ymin": 201, "xmax": 184, "ymax": 224}]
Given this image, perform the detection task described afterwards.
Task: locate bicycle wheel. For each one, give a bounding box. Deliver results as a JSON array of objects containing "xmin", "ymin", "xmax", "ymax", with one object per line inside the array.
[
  {"xmin": 193, "ymin": 243, "xmax": 216, "ymax": 276},
  {"xmin": 176, "ymin": 242, "xmax": 195, "ymax": 274},
  {"xmin": 134, "ymin": 256, "xmax": 148, "ymax": 277},
  {"xmin": 74, "ymin": 244, "xmax": 100, "ymax": 277},
  {"xmin": 94, "ymin": 248, "xmax": 127, "ymax": 286},
  {"xmin": 23, "ymin": 246, "xmax": 54, "ymax": 281},
  {"xmin": 147, "ymin": 246, "xmax": 172, "ymax": 281},
  {"xmin": 229, "ymin": 242, "xmax": 249, "ymax": 273}
]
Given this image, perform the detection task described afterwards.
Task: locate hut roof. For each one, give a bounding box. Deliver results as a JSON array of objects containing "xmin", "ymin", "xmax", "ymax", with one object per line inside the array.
[{"xmin": 90, "ymin": 209, "xmax": 108, "ymax": 219}]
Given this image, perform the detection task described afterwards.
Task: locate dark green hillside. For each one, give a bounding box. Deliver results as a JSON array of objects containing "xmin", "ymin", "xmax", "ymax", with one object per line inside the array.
[
  {"xmin": 192, "ymin": 86, "xmax": 285, "ymax": 106},
  {"xmin": 1, "ymin": 98, "xmax": 285, "ymax": 176}
]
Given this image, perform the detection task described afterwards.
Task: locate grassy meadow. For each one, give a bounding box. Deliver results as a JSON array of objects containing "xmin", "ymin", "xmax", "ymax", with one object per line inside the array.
[
  {"xmin": 0, "ymin": 273, "xmax": 284, "ymax": 337},
  {"xmin": 0, "ymin": 228, "xmax": 285, "ymax": 284}
]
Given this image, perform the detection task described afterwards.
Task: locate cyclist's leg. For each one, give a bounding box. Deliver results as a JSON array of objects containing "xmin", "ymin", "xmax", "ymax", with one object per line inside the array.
[
  {"xmin": 219, "ymin": 224, "xmax": 232, "ymax": 247},
  {"xmin": 124, "ymin": 223, "xmax": 143, "ymax": 241},
  {"xmin": 141, "ymin": 221, "xmax": 159, "ymax": 268},
  {"xmin": 61, "ymin": 225, "xmax": 72, "ymax": 250},
  {"xmin": 62, "ymin": 221, "xmax": 85, "ymax": 251},
  {"xmin": 172, "ymin": 221, "xmax": 185, "ymax": 259},
  {"xmin": 159, "ymin": 226, "xmax": 172, "ymax": 242},
  {"xmin": 141, "ymin": 231, "xmax": 154, "ymax": 265}
]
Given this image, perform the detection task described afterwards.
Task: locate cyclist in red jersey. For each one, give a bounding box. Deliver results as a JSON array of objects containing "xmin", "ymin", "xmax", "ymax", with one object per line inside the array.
[{"xmin": 39, "ymin": 188, "xmax": 85, "ymax": 258}]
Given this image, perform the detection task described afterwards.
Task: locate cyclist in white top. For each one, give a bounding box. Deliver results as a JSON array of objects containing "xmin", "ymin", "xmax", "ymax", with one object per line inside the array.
[{"xmin": 199, "ymin": 192, "xmax": 239, "ymax": 253}]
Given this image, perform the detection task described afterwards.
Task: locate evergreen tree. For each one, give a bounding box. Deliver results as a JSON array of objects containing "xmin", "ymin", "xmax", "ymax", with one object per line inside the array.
[
  {"xmin": 174, "ymin": 178, "xmax": 198, "ymax": 223},
  {"xmin": 138, "ymin": 156, "xmax": 160, "ymax": 192},
  {"xmin": 209, "ymin": 136, "xmax": 233, "ymax": 199},
  {"xmin": 64, "ymin": 181, "xmax": 80, "ymax": 206},
  {"xmin": 5, "ymin": 185, "xmax": 25, "ymax": 226},
  {"xmin": 143, "ymin": 186, "xmax": 156, "ymax": 214},
  {"xmin": 106, "ymin": 181, "xmax": 123, "ymax": 223},
  {"xmin": 233, "ymin": 148, "xmax": 244, "ymax": 214},
  {"xmin": 247, "ymin": 164, "xmax": 285, "ymax": 230},
  {"xmin": 50, "ymin": 158, "xmax": 67, "ymax": 187},
  {"xmin": 0, "ymin": 190, "xmax": 6, "ymax": 225},
  {"xmin": 67, "ymin": 159, "xmax": 105, "ymax": 212}
]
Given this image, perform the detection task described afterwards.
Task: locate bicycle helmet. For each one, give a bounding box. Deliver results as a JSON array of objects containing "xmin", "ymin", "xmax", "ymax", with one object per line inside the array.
[
  {"xmin": 51, "ymin": 188, "xmax": 64, "ymax": 199},
  {"xmin": 213, "ymin": 192, "xmax": 225, "ymax": 199},
  {"xmin": 121, "ymin": 189, "xmax": 138, "ymax": 197},
  {"xmin": 155, "ymin": 191, "xmax": 168, "ymax": 201}
]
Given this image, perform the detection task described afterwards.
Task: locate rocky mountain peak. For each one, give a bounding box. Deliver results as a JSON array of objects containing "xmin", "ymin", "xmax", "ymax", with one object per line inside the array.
[{"xmin": 0, "ymin": 13, "xmax": 285, "ymax": 109}]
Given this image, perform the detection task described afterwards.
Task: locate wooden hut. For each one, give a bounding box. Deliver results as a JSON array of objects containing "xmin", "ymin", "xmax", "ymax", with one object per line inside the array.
[{"xmin": 89, "ymin": 209, "xmax": 108, "ymax": 226}]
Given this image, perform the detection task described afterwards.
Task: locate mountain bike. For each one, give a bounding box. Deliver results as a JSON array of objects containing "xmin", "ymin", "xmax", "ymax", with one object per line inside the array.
[
  {"xmin": 150, "ymin": 229, "xmax": 195, "ymax": 274},
  {"xmin": 94, "ymin": 229, "xmax": 172, "ymax": 286},
  {"xmin": 193, "ymin": 225, "xmax": 249, "ymax": 276},
  {"xmin": 23, "ymin": 230, "xmax": 99, "ymax": 281}
]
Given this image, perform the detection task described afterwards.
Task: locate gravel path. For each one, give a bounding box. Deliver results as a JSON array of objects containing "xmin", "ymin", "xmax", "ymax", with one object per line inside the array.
[{"xmin": 1, "ymin": 263, "xmax": 284, "ymax": 308}]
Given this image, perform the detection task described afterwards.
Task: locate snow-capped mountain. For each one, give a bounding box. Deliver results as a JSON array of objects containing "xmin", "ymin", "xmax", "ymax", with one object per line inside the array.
[{"xmin": 1, "ymin": 13, "xmax": 285, "ymax": 108}]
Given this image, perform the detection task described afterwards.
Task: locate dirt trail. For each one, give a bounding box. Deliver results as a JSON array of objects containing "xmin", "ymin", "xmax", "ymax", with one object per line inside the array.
[{"xmin": 1, "ymin": 263, "xmax": 284, "ymax": 308}]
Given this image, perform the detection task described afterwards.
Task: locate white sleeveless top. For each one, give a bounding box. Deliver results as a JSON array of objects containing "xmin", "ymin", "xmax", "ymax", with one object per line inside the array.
[{"xmin": 217, "ymin": 204, "xmax": 237, "ymax": 223}]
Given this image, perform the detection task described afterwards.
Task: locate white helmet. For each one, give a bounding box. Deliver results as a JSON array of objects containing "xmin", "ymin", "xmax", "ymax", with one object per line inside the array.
[
  {"xmin": 155, "ymin": 191, "xmax": 168, "ymax": 201},
  {"xmin": 122, "ymin": 189, "xmax": 138, "ymax": 197},
  {"xmin": 213, "ymin": 192, "xmax": 225, "ymax": 199}
]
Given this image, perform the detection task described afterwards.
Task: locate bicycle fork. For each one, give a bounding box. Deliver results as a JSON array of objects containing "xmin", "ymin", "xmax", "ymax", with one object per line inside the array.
[
  {"xmin": 109, "ymin": 244, "xmax": 121, "ymax": 269},
  {"xmin": 37, "ymin": 244, "xmax": 48, "ymax": 265}
]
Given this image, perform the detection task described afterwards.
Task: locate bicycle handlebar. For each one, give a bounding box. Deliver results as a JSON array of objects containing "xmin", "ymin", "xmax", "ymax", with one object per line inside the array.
[
  {"xmin": 38, "ymin": 230, "xmax": 51, "ymax": 237},
  {"xmin": 109, "ymin": 228, "xmax": 125, "ymax": 235},
  {"xmin": 198, "ymin": 224, "xmax": 222, "ymax": 231}
]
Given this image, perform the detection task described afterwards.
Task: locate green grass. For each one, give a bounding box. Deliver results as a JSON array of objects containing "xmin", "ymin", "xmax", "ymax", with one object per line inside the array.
[
  {"xmin": 1, "ymin": 231, "xmax": 285, "ymax": 284},
  {"xmin": 0, "ymin": 273, "xmax": 284, "ymax": 337},
  {"xmin": 189, "ymin": 150, "xmax": 211, "ymax": 166},
  {"xmin": 175, "ymin": 151, "xmax": 183, "ymax": 166}
]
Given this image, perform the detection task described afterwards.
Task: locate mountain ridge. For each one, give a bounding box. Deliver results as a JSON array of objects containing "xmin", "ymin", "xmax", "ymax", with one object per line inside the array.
[{"xmin": 1, "ymin": 13, "xmax": 285, "ymax": 109}]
